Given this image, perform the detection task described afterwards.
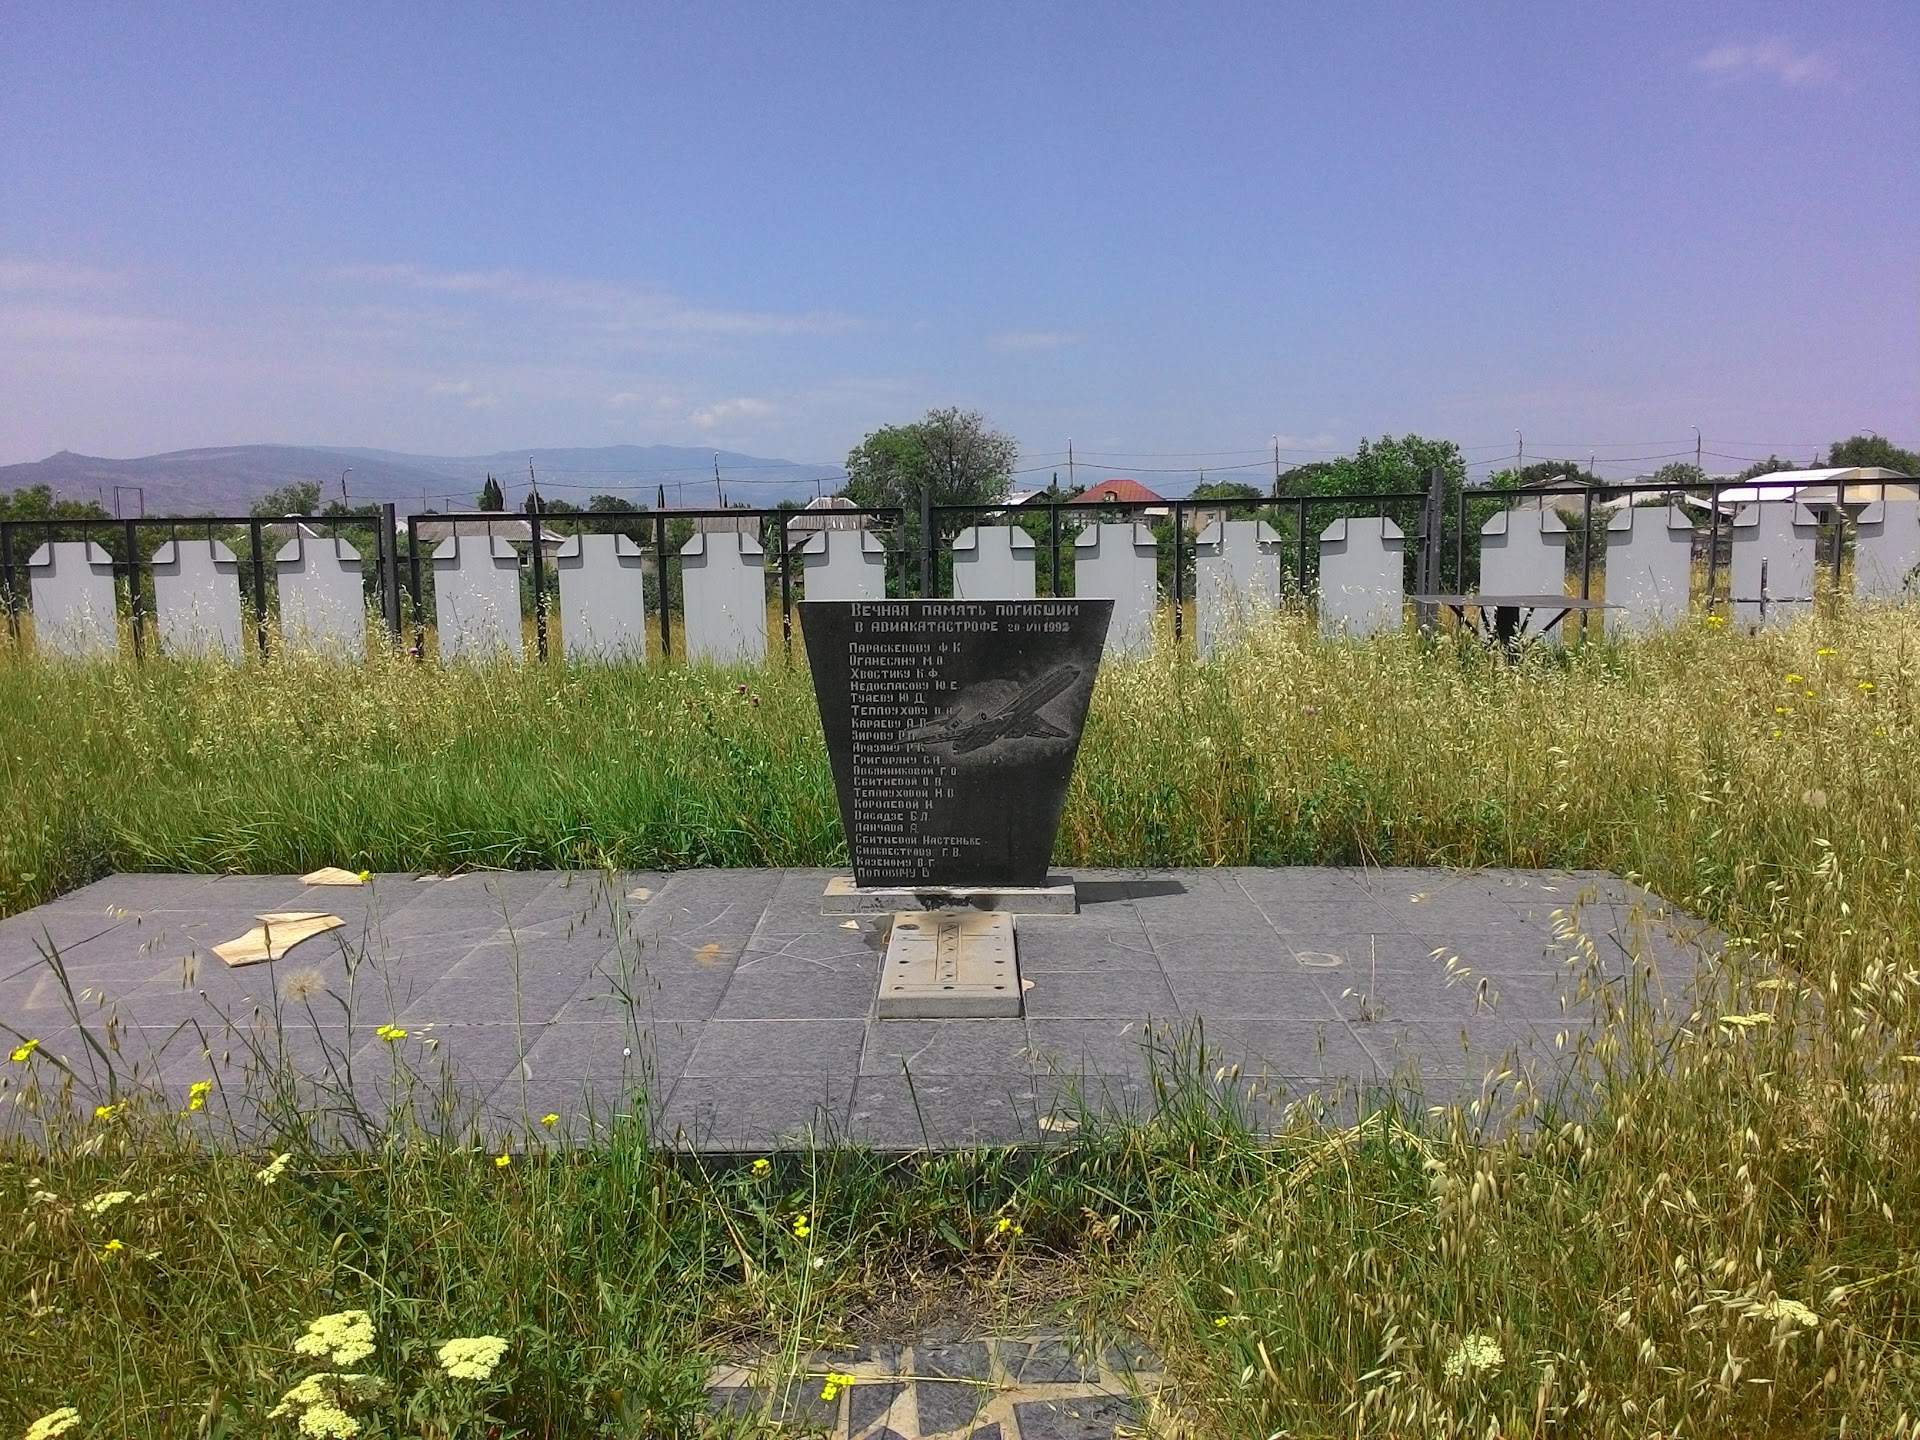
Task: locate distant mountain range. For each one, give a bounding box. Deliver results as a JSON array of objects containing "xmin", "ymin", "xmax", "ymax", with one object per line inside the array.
[{"xmin": 0, "ymin": 444, "xmax": 842, "ymax": 516}]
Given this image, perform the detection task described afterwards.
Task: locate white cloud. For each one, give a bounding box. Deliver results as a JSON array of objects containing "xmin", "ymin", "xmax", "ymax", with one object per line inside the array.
[
  {"xmin": 0, "ymin": 257, "xmax": 126, "ymax": 292},
  {"xmin": 1694, "ymin": 38, "xmax": 1837, "ymax": 86},
  {"xmin": 990, "ymin": 330, "xmax": 1084, "ymax": 354},
  {"xmin": 689, "ymin": 397, "xmax": 775, "ymax": 430},
  {"xmin": 332, "ymin": 262, "xmax": 859, "ymax": 340}
]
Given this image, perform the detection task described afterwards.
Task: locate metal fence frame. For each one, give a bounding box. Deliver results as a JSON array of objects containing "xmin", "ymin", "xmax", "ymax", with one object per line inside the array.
[{"xmin": 2, "ymin": 475, "xmax": 1910, "ymax": 663}]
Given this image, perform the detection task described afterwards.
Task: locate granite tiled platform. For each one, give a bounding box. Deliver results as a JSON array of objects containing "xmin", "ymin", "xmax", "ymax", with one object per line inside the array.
[{"xmin": 0, "ymin": 867, "xmax": 1715, "ymax": 1149}]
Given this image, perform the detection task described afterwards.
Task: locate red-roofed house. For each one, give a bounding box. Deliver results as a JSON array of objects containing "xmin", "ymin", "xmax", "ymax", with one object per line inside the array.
[{"xmin": 1068, "ymin": 478, "xmax": 1166, "ymax": 511}]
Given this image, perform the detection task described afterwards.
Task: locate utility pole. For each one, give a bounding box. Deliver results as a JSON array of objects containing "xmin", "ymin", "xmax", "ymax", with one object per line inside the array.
[
  {"xmin": 1516, "ymin": 429, "xmax": 1524, "ymax": 475},
  {"xmin": 1273, "ymin": 435, "xmax": 1281, "ymax": 498},
  {"xmin": 1067, "ymin": 439, "xmax": 1074, "ymax": 492},
  {"xmin": 527, "ymin": 457, "xmax": 539, "ymax": 503},
  {"xmin": 1693, "ymin": 427, "xmax": 1702, "ymax": 474},
  {"xmin": 713, "ymin": 453, "xmax": 723, "ymax": 506},
  {"xmin": 340, "ymin": 468, "xmax": 352, "ymax": 507}
]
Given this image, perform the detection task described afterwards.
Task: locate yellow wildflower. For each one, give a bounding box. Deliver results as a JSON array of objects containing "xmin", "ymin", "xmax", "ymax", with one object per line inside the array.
[
  {"xmin": 93, "ymin": 1102, "xmax": 124, "ymax": 1122},
  {"xmin": 1719, "ymin": 1012, "xmax": 1773, "ymax": 1029},
  {"xmin": 539, "ymin": 1112, "xmax": 559, "ymax": 1128},
  {"xmin": 375, "ymin": 1024, "xmax": 407, "ymax": 1043},
  {"xmin": 436, "ymin": 1334, "xmax": 509, "ymax": 1380},
  {"xmin": 10, "ymin": 1038, "xmax": 40, "ymax": 1063},
  {"xmin": 24, "ymin": 1408, "xmax": 82, "ymax": 1440},
  {"xmin": 1444, "ymin": 1333, "xmax": 1504, "ymax": 1379},
  {"xmin": 1705, "ymin": 613, "xmax": 1726, "ymax": 628},
  {"xmin": 356, "ymin": 869, "xmax": 372, "ymax": 881},
  {"xmin": 819, "ymin": 1369, "xmax": 857, "ymax": 1402},
  {"xmin": 270, "ymin": 1372, "xmax": 383, "ymax": 1420},
  {"xmin": 186, "ymin": 1079, "xmax": 213, "ymax": 1113},
  {"xmin": 256, "ymin": 1152, "xmax": 293, "ymax": 1185},
  {"xmin": 294, "ymin": 1310, "xmax": 377, "ymax": 1367},
  {"xmin": 494, "ymin": 1152, "xmax": 511, "ymax": 1169},
  {"xmin": 82, "ymin": 1189, "xmax": 133, "ymax": 1217},
  {"xmin": 296, "ymin": 1402, "xmax": 360, "ymax": 1439},
  {"xmin": 1749, "ymin": 1297, "xmax": 1818, "ymax": 1327},
  {"xmin": 1213, "ymin": 1315, "xmax": 1231, "ymax": 1328},
  {"xmin": 1860, "ymin": 681, "xmax": 1875, "ymax": 691},
  {"xmin": 100, "ymin": 1238, "xmax": 124, "ymax": 1256},
  {"xmin": 1785, "ymin": 673, "xmax": 1803, "ymax": 684},
  {"xmin": 994, "ymin": 1217, "xmax": 1023, "ymax": 1237},
  {"xmin": 751, "ymin": 1157, "xmax": 771, "ymax": 1178},
  {"xmin": 792, "ymin": 1213, "xmax": 811, "ymax": 1238}
]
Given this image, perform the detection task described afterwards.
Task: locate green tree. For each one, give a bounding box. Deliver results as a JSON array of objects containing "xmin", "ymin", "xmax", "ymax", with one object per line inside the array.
[
  {"xmin": 477, "ymin": 475, "xmax": 505, "ymax": 511},
  {"xmin": 0, "ymin": 484, "xmax": 115, "ymax": 552},
  {"xmin": 842, "ymin": 407, "xmax": 1017, "ymax": 594},
  {"xmin": 1287, "ymin": 434, "xmax": 1479, "ymax": 590},
  {"xmin": 1737, "ymin": 456, "xmax": 1800, "ymax": 482},
  {"xmin": 1650, "ymin": 462, "xmax": 1708, "ymax": 490},
  {"xmin": 1188, "ymin": 479, "xmax": 1264, "ymax": 503},
  {"xmin": 588, "ymin": 494, "xmax": 642, "ymax": 513},
  {"xmin": 1827, "ymin": 434, "xmax": 1920, "ymax": 474},
  {"xmin": 251, "ymin": 480, "xmax": 322, "ymax": 517},
  {"xmin": 841, "ymin": 407, "xmax": 1017, "ymax": 513}
]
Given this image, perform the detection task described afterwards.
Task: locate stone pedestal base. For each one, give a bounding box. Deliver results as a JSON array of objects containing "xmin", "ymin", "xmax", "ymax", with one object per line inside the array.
[{"xmin": 822, "ymin": 875, "xmax": 1077, "ymax": 916}]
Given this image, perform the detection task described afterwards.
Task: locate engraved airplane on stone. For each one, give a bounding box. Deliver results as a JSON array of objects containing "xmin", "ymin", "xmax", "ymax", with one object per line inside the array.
[{"xmin": 900, "ymin": 665, "xmax": 1081, "ymax": 754}]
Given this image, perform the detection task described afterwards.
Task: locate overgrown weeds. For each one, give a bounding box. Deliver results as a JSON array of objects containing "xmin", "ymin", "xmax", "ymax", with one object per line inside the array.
[{"xmin": 2, "ymin": 607, "xmax": 1919, "ymax": 1435}]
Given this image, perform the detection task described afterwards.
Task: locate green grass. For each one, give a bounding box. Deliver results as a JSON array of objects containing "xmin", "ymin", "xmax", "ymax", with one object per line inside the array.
[{"xmin": 3, "ymin": 608, "xmax": 1920, "ymax": 1436}]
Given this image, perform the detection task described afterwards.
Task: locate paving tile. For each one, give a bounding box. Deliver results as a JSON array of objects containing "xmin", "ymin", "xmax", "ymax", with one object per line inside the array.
[
  {"xmin": 657, "ymin": 1072, "xmax": 853, "ymax": 1151},
  {"xmin": 715, "ymin": 960, "xmax": 878, "ymax": 1021},
  {"xmin": 737, "ymin": 923, "xmax": 889, "ymax": 972},
  {"xmin": 1012, "ymin": 912, "xmax": 1157, "ymax": 972},
  {"xmin": 847, "ymin": 1378, "xmax": 908, "ymax": 1434},
  {"xmin": 1012, "ymin": 1395, "xmax": 1138, "ymax": 1438},
  {"xmin": 1032, "ymin": 1070, "xmax": 1159, "ymax": 1130},
  {"xmin": 1350, "ymin": 1016, "xmax": 1530, "ymax": 1082},
  {"xmin": 395, "ymin": 933, "xmax": 611, "ymax": 1027},
  {"xmin": 1204, "ymin": 1016, "xmax": 1377, "ymax": 1080},
  {"xmin": 489, "ymin": 1021, "xmax": 695, "ymax": 1120},
  {"xmin": 847, "ymin": 1071, "xmax": 1037, "ymax": 1149},
  {"xmin": 1025, "ymin": 1017, "xmax": 1163, "ymax": 1080},
  {"xmin": 0, "ymin": 909, "xmax": 129, "ymax": 981},
  {"xmin": 1162, "ymin": 965, "xmax": 1345, "ymax": 1020},
  {"xmin": 557, "ymin": 961, "xmax": 734, "ymax": 1024},
  {"xmin": 686, "ymin": 1018, "xmax": 865, "ymax": 1078},
  {"xmin": 36, "ymin": 873, "xmax": 217, "ymax": 914},
  {"xmin": 862, "ymin": 1018, "xmax": 1032, "ymax": 1076},
  {"xmin": 1020, "ymin": 968, "xmax": 1175, "ymax": 1021},
  {"xmin": 1148, "ymin": 923, "xmax": 1294, "ymax": 971}
]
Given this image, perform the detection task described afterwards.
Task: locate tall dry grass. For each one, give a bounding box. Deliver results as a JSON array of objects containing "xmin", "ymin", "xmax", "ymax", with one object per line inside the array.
[{"xmin": 1, "ymin": 605, "xmax": 1917, "ymax": 1435}]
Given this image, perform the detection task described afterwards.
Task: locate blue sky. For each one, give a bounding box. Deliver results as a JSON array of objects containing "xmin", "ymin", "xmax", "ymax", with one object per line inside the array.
[{"xmin": 2, "ymin": 2, "xmax": 1915, "ymax": 481}]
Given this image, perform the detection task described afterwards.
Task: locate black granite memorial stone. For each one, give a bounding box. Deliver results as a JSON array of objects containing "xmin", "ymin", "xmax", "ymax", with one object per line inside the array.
[{"xmin": 801, "ymin": 599, "xmax": 1113, "ymax": 888}]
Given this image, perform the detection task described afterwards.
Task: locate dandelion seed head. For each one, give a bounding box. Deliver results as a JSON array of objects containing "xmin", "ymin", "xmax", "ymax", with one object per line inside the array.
[{"xmin": 282, "ymin": 968, "xmax": 326, "ymax": 1003}]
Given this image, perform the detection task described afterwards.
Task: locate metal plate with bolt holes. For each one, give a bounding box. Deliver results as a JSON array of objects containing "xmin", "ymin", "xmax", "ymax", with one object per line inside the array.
[
  {"xmin": 878, "ymin": 910, "xmax": 1022, "ymax": 1019},
  {"xmin": 823, "ymin": 875, "xmax": 1078, "ymax": 916}
]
